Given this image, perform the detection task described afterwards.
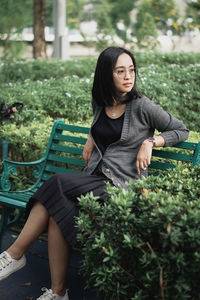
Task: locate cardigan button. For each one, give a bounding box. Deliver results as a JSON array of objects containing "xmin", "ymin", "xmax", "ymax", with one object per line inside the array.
[{"xmin": 105, "ymin": 168, "xmax": 110, "ymax": 173}]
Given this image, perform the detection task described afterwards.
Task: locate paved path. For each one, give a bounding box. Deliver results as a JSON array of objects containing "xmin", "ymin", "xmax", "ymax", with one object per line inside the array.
[{"xmin": 0, "ymin": 231, "xmax": 99, "ymax": 300}]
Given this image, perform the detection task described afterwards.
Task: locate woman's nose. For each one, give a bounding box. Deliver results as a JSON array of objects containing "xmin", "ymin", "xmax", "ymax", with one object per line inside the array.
[{"xmin": 124, "ymin": 70, "xmax": 131, "ymax": 78}]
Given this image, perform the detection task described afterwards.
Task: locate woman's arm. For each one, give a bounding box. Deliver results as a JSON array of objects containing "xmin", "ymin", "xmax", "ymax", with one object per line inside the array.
[
  {"xmin": 136, "ymin": 135, "xmax": 165, "ymax": 175},
  {"xmin": 136, "ymin": 97, "xmax": 189, "ymax": 175},
  {"xmin": 141, "ymin": 98, "xmax": 189, "ymax": 146},
  {"xmin": 83, "ymin": 136, "xmax": 95, "ymax": 165}
]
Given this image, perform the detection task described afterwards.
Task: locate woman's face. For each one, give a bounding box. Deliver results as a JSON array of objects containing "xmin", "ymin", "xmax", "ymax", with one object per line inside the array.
[{"xmin": 113, "ymin": 53, "xmax": 135, "ymax": 97}]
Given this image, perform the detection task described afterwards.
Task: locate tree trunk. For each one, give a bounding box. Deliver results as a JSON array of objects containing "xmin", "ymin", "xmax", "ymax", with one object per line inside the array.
[{"xmin": 33, "ymin": 0, "xmax": 46, "ymax": 59}]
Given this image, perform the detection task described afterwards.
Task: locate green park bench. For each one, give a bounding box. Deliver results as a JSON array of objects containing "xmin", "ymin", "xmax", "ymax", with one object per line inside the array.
[{"xmin": 0, "ymin": 120, "xmax": 200, "ymax": 250}]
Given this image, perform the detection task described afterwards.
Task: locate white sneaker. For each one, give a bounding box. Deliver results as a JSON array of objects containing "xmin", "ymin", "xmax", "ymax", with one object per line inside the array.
[
  {"xmin": 0, "ymin": 251, "xmax": 26, "ymax": 280},
  {"xmin": 37, "ymin": 287, "xmax": 69, "ymax": 300}
]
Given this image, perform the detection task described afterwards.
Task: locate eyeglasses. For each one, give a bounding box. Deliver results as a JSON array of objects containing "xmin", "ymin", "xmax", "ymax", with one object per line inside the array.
[{"xmin": 114, "ymin": 67, "xmax": 136, "ymax": 79}]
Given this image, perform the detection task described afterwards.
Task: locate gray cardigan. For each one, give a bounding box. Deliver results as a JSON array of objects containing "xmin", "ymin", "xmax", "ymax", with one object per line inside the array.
[{"xmin": 84, "ymin": 96, "xmax": 189, "ymax": 188}]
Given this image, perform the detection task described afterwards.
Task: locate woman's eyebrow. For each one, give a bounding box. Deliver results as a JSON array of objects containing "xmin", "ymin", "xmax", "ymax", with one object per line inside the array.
[{"xmin": 115, "ymin": 64, "xmax": 134, "ymax": 69}]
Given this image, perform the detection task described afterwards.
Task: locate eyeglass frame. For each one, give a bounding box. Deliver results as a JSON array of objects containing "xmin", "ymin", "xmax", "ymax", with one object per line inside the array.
[{"xmin": 113, "ymin": 67, "xmax": 136, "ymax": 79}]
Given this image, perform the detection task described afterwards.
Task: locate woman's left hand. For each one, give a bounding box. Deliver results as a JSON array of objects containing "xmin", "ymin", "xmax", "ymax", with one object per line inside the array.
[
  {"xmin": 136, "ymin": 140, "xmax": 153, "ymax": 175},
  {"xmin": 83, "ymin": 136, "xmax": 94, "ymax": 165}
]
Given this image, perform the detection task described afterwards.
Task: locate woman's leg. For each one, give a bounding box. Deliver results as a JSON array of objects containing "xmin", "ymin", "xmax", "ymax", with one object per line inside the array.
[
  {"xmin": 48, "ymin": 216, "xmax": 70, "ymax": 296},
  {"xmin": 7, "ymin": 201, "xmax": 49, "ymax": 260}
]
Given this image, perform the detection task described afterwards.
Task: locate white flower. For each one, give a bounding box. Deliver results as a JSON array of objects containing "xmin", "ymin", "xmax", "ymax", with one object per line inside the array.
[{"xmin": 66, "ymin": 92, "xmax": 71, "ymax": 98}]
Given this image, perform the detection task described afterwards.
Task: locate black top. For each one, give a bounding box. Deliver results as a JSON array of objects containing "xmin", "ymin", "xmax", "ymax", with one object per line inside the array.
[{"xmin": 92, "ymin": 108, "xmax": 124, "ymax": 155}]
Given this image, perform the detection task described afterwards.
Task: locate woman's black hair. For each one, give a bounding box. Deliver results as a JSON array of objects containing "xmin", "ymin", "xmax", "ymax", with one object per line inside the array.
[{"xmin": 92, "ymin": 46, "xmax": 141, "ymax": 107}]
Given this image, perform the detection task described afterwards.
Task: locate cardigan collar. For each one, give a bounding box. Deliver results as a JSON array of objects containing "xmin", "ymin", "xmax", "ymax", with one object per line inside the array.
[{"xmin": 91, "ymin": 100, "xmax": 132, "ymax": 143}]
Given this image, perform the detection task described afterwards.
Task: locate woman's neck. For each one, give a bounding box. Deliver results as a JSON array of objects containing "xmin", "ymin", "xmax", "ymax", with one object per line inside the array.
[{"xmin": 105, "ymin": 102, "xmax": 126, "ymax": 119}]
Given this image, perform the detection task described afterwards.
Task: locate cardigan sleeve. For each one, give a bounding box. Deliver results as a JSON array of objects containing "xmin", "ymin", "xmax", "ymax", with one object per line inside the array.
[{"xmin": 141, "ymin": 97, "xmax": 189, "ymax": 147}]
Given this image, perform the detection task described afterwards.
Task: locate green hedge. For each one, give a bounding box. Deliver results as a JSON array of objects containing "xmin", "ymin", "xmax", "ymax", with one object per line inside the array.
[
  {"xmin": 77, "ymin": 164, "xmax": 200, "ymax": 300},
  {"xmin": 0, "ymin": 58, "xmax": 96, "ymax": 82},
  {"xmin": 0, "ymin": 52, "xmax": 200, "ymax": 83},
  {"xmin": 0, "ymin": 77, "xmax": 92, "ymax": 124}
]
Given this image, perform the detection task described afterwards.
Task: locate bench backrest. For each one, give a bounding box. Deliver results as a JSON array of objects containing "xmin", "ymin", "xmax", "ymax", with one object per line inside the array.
[
  {"xmin": 38, "ymin": 120, "xmax": 200, "ymax": 186},
  {"xmin": 39, "ymin": 121, "xmax": 89, "ymax": 186}
]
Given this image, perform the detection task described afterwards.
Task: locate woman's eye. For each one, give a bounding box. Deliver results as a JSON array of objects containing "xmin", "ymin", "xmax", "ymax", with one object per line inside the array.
[
  {"xmin": 117, "ymin": 70, "xmax": 124, "ymax": 74},
  {"xmin": 129, "ymin": 68, "xmax": 135, "ymax": 73}
]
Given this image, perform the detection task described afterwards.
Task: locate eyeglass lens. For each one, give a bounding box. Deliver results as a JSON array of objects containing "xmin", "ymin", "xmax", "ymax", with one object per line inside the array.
[{"xmin": 115, "ymin": 68, "xmax": 135, "ymax": 78}]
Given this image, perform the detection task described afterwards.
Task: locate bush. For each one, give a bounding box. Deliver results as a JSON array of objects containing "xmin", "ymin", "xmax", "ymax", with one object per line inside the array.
[
  {"xmin": 0, "ymin": 76, "xmax": 92, "ymax": 124},
  {"xmin": 77, "ymin": 165, "xmax": 200, "ymax": 300},
  {"xmin": 135, "ymin": 52, "xmax": 200, "ymax": 67},
  {"xmin": 0, "ymin": 58, "xmax": 96, "ymax": 83},
  {"xmin": 0, "ymin": 117, "xmax": 54, "ymax": 162}
]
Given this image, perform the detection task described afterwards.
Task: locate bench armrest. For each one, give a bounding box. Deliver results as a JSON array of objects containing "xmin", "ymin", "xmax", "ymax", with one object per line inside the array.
[{"xmin": 0, "ymin": 157, "xmax": 46, "ymax": 192}]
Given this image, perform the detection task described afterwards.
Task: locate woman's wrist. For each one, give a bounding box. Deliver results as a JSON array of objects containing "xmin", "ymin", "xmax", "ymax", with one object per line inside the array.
[
  {"xmin": 143, "ymin": 136, "xmax": 165, "ymax": 148},
  {"xmin": 142, "ymin": 138, "xmax": 155, "ymax": 148}
]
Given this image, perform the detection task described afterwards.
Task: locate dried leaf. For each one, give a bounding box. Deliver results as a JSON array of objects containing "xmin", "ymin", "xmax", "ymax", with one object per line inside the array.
[
  {"xmin": 167, "ymin": 223, "xmax": 172, "ymax": 234},
  {"xmin": 141, "ymin": 188, "xmax": 148, "ymax": 197},
  {"xmin": 22, "ymin": 282, "xmax": 32, "ymax": 287},
  {"xmin": 102, "ymin": 246, "xmax": 108, "ymax": 253}
]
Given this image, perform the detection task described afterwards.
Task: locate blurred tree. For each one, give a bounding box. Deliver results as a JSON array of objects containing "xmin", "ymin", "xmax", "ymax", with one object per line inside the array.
[
  {"xmin": 45, "ymin": 0, "xmax": 84, "ymax": 29},
  {"xmin": 136, "ymin": 12, "xmax": 158, "ymax": 49},
  {"xmin": 107, "ymin": 0, "xmax": 137, "ymax": 43},
  {"xmin": 185, "ymin": 0, "xmax": 200, "ymax": 30},
  {"xmin": 81, "ymin": 0, "xmax": 137, "ymax": 47},
  {"xmin": 67, "ymin": 0, "xmax": 85, "ymax": 29},
  {"xmin": 33, "ymin": 0, "xmax": 46, "ymax": 59},
  {"xmin": 0, "ymin": 0, "xmax": 32, "ymax": 58},
  {"xmin": 134, "ymin": 0, "xmax": 181, "ymax": 35},
  {"xmin": 80, "ymin": 0, "xmax": 114, "ymax": 50},
  {"xmin": 94, "ymin": 0, "xmax": 114, "ymax": 51}
]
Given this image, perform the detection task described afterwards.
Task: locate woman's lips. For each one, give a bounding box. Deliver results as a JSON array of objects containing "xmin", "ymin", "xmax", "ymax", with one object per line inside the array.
[{"xmin": 123, "ymin": 83, "xmax": 132, "ymax": 87}]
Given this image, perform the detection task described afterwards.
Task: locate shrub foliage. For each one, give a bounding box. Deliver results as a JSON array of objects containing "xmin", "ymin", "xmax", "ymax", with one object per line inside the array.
[{"xmin": 77, "ymin": 165, "xmax": 200, "ymax": 300}]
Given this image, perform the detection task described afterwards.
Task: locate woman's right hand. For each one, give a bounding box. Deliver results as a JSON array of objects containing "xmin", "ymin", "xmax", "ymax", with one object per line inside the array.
[{"xmin": 83, "ymin": 136, "xmax": 94, "ymax": 165}]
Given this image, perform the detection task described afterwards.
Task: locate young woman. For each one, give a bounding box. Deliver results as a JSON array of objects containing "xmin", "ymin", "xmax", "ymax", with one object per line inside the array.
[{"xmin": 0, "ymin": 47, "xmax": 189, "ymax": 300}]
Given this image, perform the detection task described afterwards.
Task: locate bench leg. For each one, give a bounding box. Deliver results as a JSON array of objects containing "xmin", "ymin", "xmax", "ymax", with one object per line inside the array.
[
  {"xmin": 0, "ymin": 206, "xmax": 9, "ymax": 251},
  {"xmin": 0, "ymin": 207, "xmax": 25, "ymax": 251}
]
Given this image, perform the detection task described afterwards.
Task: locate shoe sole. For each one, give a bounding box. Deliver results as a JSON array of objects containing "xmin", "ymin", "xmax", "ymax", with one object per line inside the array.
[{"xmin": 0, "ymin": 260, "xmax": 26, "ymax": 281}]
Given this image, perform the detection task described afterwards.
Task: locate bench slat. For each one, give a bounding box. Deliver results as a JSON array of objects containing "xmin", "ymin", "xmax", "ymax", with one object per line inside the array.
[
  {"xmin": 44, "ymin": 164, "xmax": 82, "ymax": 174},
  {"xmin": 47, "ymin": 154, "xmax": 85, "ymax": 167},
  {"xmin": 149, "ymin": 161, "xmax": 176, "ymax": 170},
  {"xmin": 174, "ymin": 141, "xmax": 197, "ymax": 150},
  {"xmin": 54, "ymin": 134, "xmax": 87, "ymax": 145},
  {"xmin": 152, "ymin": 149, "xmax": 193, "ymax": 162},
  {"xmin": 51, "ymin": 144, "xmax": 83, "ymax": 155},
  {"xmin": 57, "ymin": 123, "xmax": 90, "ymax": 134},
  {"xmin": 0, "ymin": 195, "xmax": 29, "ymax": 208},
  {"xmin": 0, "ymin": 192, "xmax": 32, "ymax": 201}
]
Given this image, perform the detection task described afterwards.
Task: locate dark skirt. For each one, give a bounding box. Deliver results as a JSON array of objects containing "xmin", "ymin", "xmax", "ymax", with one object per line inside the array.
[{"xmin": 26, "ymin": 172, "xmax": 110, "ymax": 247}]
